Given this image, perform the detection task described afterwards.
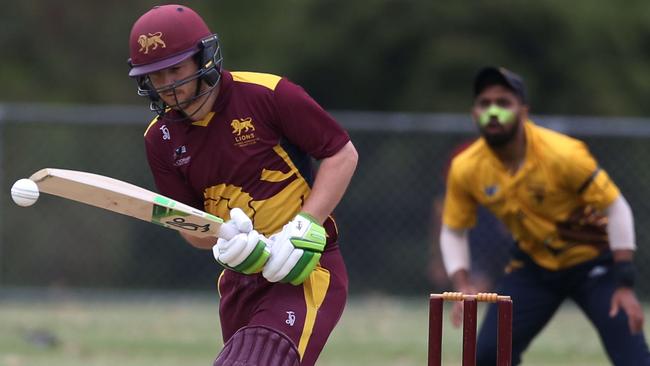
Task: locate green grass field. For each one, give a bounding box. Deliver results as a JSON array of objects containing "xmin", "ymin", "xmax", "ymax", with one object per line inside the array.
[{"xmin": 0, "ymin": 291, "xmax": 646, "ymax": 366}]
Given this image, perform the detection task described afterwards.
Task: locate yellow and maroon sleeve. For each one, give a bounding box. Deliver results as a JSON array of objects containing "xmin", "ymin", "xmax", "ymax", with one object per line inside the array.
[
  {"xmin": 442, "ymin": 160, "xmax": 478, "ymax": 229},
  {"xmin": 564, "ymin": 142, "xmax": 620, "ymax": 210},
  {"xmin": 273, "ymin": 79, "xmax": 350, "ymax": 160}
]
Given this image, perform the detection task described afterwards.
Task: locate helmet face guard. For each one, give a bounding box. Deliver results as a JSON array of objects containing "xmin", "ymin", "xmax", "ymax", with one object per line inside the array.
[
  {"xmin": 133, "ymin": 34, "xmax": 223, "ymax": 116},
  {"xmin": 127, "ymin": 5, "xmax": 221, "ymax": 118}
]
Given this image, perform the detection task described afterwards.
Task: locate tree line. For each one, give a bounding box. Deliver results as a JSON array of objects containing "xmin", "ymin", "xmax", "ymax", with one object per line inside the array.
[{"xmin": 3, "ymin": 0, "xmax": 650, "ymax": 115}]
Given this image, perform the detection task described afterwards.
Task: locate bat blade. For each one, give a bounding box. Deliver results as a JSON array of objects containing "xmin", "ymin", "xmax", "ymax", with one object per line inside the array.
[{"xmin": 29, "ymin": 168, "xmax": 226, "ymax": 238}]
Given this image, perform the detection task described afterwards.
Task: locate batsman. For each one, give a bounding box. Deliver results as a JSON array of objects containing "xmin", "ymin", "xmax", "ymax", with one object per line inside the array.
[
  {"xmin": 127, "ymin": 5, "xmax": 358, "ymax": 365},
  {"xmin": 440, "ymin": 66, "xmax": 650, "ymax": 365}
]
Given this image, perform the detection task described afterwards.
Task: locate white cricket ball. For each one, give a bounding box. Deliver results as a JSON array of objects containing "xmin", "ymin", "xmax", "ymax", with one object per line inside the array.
[{"xmin": 11, "ymin": 178, "xmax": 40, "ymax": 207}]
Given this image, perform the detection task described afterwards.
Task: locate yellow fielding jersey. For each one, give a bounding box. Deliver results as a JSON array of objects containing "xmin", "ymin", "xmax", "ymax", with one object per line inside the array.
[{"xmin": 443, "ymin": 121, "xmax": 620, "ymax": 270}]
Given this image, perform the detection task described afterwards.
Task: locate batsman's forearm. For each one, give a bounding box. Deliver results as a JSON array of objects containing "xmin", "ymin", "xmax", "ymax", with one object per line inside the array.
[
  {"xmin": 180, "ymin": 232, "xmax": 217, "ymax": 249},
  {"xmin": 302, "ymin": 141, "xmax": 358, "ymax": 223}
]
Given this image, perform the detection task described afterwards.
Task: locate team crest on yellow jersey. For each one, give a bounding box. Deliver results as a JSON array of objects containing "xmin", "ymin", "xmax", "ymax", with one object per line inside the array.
[
  {"xmin": 138, "ymin": 32, "xmax": 166, "ymax": 54},
  {"xmin": 484, "ymin": 185, "xmax": 498, "ymax": 197},
  {"xmin": 231, "ymin": 117, "xmax": 259, "ymax": 147}
]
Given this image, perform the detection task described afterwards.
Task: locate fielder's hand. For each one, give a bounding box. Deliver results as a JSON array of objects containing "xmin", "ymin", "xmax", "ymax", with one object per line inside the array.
[
  {"xmin": 451, "ymin": 285, "xmax": 478, "ymax": 328},
  {"xmin": 213, "ymin": 208, "xmax": 270, "ymax": 274},
  {"xmin": 263, "ymin": 213, "xmax": 327, "ymax": 285},
  {"xmin": 610, "ymin": 287, "xmax": 645, "ymax": 334}
]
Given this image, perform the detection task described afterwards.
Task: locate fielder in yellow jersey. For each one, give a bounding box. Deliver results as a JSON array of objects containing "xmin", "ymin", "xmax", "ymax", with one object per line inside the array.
[
  {"xmin": 440, "ymin": 66, "xmax": 650, "ymax": 365},
  {"xmin": 445, "ymin": 120, "xmax": 620, "ymax": 270}
]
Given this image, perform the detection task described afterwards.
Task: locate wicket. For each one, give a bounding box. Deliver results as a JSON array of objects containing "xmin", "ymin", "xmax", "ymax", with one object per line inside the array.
[{"xmin": 428, "ymin": 292, "xmax": 513, "ymax": 366}]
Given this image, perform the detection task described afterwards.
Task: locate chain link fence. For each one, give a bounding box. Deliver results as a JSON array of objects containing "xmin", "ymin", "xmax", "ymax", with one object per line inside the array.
[{"xmin": 1, "ymin": 104, "xmax": 650, "ymax": 296}]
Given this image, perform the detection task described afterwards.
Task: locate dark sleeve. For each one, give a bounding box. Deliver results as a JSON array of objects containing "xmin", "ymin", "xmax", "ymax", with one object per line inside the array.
[
  {"xmin": 144, "ymin": 139, "xmax": 203, "ymax": 210},
  {"xmin": 273, "ymin": 79, "xmax": 350, "ymax": 160}
]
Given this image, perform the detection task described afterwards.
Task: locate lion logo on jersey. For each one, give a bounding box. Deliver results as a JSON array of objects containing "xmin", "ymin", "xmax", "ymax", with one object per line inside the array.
[
  {"xmin": 138, "ymin": 32, "xmax": 166, "ymax": 54},
  {"xmin": 231, "ymin": 117, "xmax": 256, "ymax": 136}
]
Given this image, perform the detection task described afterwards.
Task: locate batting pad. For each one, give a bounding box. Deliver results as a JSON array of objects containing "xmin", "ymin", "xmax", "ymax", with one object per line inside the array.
[{"xmin": 213, "ymin": 325, "xmax": 301, "ymax": 366}]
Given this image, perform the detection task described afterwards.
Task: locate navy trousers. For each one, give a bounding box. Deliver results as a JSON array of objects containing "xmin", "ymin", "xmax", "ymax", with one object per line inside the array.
[{"xmin": 476, "ymin": 254, "xmax": 650, "ymax": 365}]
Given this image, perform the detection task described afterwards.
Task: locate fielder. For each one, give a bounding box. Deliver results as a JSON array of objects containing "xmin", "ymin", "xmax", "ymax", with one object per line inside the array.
[
  {"xmin": 127, "ymin": 5, "xmax": 358, "ymax": 365},
  {"xmin": 440, "ymin": 66, "xmax": 650, "ymax": 365}
]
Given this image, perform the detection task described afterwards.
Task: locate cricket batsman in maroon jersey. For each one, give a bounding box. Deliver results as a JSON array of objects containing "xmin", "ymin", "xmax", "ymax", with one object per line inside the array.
[{"xmin": 127, "ymin": 5, "xmax": 358, "ymax": 365}]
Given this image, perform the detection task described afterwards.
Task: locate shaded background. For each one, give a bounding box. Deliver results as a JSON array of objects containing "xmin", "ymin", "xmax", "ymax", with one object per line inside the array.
[
  {"xmin": 2, "ymin": 1, "xmax": 650, "ymax": 365},
  {"xmin": 4, "ymin": 0, "xmax": 650, "ymax": 114}
]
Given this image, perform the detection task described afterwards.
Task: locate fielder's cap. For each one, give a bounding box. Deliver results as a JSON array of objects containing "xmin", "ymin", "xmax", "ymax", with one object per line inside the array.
[
  {"xmin": 128, "ymin": 5, "xmax": 212, "ymax": 77},
  {"xmin": 474, "ymin": 66, "xmax": 527, "ymax": 104}
]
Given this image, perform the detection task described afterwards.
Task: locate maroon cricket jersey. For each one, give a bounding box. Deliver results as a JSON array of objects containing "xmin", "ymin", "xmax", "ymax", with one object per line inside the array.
[{"xmin": 143, "ymin": 70, "xmax": 350, "ymax": 239}]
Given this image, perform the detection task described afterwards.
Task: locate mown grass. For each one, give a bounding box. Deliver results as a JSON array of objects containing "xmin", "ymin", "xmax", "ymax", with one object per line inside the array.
[{"xmin": 0, "ymin": 291, "xmax": 644, "ymax": 365}]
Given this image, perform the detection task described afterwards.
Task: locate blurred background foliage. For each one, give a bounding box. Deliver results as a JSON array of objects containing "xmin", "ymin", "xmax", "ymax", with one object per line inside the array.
[{"xmin": 3, "ymin": 0, "xmax": 650, "ymax": 114}]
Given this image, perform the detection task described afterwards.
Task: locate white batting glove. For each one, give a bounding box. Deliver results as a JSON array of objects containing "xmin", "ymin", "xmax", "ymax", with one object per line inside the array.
[
  {"xmin": 213, "ymin": 208, "xmax": 270, "ymax": 274},
  {"xmin": 218, "ymin": 207, "xmax": 254, "ymax": 238},
  {"xmin": 262, "ymin": 213, "xmax": 326, "ymax": 285}
]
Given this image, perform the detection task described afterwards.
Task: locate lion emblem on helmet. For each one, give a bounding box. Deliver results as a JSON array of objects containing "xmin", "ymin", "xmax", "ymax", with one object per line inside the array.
[{"xmin": 138, "ymin": 32, "xmax": 166, "ymax": 54}]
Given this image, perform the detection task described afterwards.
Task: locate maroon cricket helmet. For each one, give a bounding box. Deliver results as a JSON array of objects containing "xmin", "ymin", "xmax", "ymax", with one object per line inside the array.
[{"xmin": 128, "ymin": 5, "xmax": 212, "ymax": 77}]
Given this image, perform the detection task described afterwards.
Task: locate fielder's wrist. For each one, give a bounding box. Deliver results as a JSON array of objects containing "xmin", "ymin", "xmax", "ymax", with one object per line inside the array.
[{"xmin": 613, "ymin": 261, "xmax": 636, "ymax": 288}]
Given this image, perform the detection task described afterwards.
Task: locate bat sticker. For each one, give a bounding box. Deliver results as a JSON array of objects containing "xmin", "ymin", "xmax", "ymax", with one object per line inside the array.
[{"xmin": 164, "ymin": 217, "xmax": 211, "ymax": 232}]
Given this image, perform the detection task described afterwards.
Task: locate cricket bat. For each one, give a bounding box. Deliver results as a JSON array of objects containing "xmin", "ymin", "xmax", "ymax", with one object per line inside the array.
[{"xmin": 29, "ymin": 168, "xmax": 239, "ymax": 239}]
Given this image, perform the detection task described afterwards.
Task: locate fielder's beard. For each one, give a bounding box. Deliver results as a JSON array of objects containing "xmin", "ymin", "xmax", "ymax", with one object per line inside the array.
[{"xmin": 481, "ymin": 118, "xmax": 521, "ymax": 148}]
